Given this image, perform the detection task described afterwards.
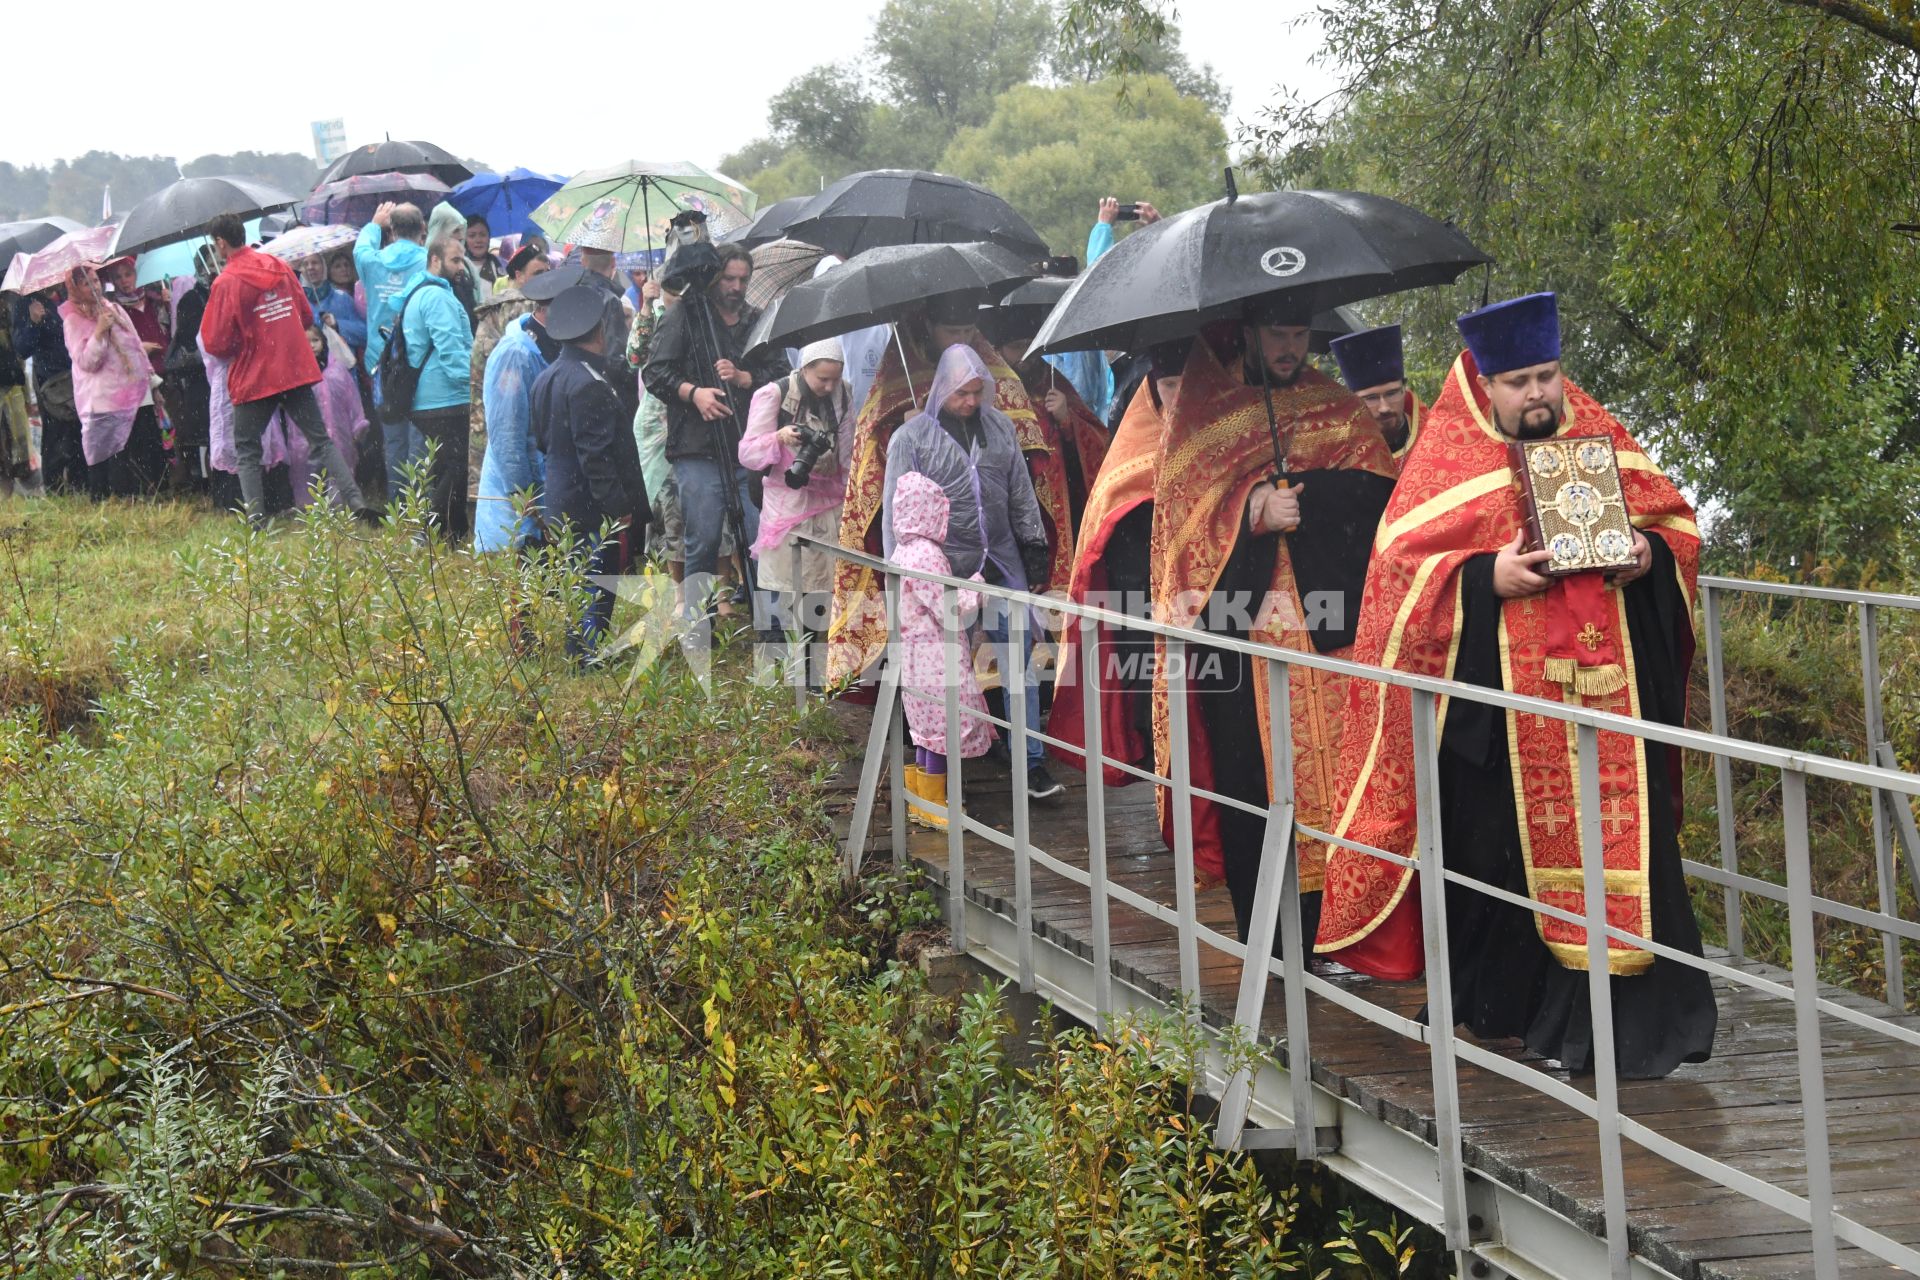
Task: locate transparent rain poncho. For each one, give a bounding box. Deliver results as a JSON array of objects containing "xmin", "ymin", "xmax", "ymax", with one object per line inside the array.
[{"xmin": 880, "ymin": 343, "xmax": 1046, "ymax": 588}]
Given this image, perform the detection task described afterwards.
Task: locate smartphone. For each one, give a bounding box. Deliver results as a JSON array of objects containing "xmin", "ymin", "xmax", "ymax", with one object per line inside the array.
[{"xmin": 1114, "ymin": 203, "xmax": 1142, "ymax": 222}]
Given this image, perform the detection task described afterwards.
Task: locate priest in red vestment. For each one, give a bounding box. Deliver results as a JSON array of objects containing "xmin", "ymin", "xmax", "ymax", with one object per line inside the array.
[
  {"xmin": 1315, "ymin": 293, "xmax": 1715, "ymax": 1079},
  {"xmin": 1053, "ymin": 303, "xmax": 1397, "ymax": 949}
]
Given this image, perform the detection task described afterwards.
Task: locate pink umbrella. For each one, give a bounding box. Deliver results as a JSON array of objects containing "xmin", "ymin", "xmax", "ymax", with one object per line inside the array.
[{"xmin": 3, "ymin": 224, "xmax": 117, "ymax": 295}]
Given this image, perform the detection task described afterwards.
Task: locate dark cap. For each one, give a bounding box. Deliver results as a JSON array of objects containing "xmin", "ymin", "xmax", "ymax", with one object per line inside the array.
[
  {"xmin": 521, "ymin": 261, "xmax": 585, "ymax": 302},
  {"xmin": 545, "ymin": 286, "xmax": 606, "ymax": 343}
]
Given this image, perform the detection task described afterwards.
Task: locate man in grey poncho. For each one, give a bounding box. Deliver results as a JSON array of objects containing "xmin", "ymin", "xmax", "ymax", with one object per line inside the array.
[{"xmin": 881, "ymin": 343, "xmax": 1065, "ymax": 800}]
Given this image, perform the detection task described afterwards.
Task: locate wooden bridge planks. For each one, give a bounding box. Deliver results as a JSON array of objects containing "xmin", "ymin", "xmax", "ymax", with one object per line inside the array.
[{"xmin": 822, "ymin": 706, "xmax": 1920, "ymax": 1280}]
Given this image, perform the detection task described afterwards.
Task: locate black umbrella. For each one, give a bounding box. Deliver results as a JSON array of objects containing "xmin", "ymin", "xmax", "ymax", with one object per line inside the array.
[
  {"xmin": 746, "ymin": 241, "xmax": 1035, "ymax": 357},
  {"xmin": 0, "ymin": 217, "xmax": 85, "ymax": 268},
  {"xmin": 987, "ymin": 275, "xmax": 1361, "ymax": 352},
  {"xmin": 721, "ymin": 195, "xmax": 814, "ymax": 248},
  {"xmin": 108, "ymin": 177, "xmax": 301, "ymax": 259},
  {"xmin": 1028, "ymin": 189, "xmax": 1490, "ymax": 356},
  {"xmin": 779, "ymin": 170, "xmax": 1050, "ymax": 262},
  {"xmin": 317, "ymin": 140, "xmax": 474, "ymax": 189}
]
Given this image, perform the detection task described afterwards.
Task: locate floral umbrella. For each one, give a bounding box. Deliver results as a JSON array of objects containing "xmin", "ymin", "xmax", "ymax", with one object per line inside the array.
[
  {"xmin": 259, "ymin": 223, "xmax": 361, "ymax": 264},
  {"xmin": 530, "ymin": 161, "xmax": 756, "ymax": 255}
]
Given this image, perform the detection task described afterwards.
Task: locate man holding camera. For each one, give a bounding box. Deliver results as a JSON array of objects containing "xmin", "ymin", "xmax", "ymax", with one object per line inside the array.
[{"xmin": 641, "ymin": 242, "xmax": 790, "ymax": 620}]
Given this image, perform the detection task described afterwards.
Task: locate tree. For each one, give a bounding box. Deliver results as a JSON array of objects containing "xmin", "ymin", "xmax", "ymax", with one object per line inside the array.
[
  {"xmin": 182, "ymin": 151, "xmax": 321, "ymax": 195},
  {"xmin": 1069, "ymin": 0, "xmax": 1920, "ymax": 580},
  {"xmin": 0, "ymin": 163, "xmax": 51, "ymax": 222},
  {"xmin": 1048, "ymin": 6, "xmax": 1229, "ymax": 113},
  {"xmin": 941, "ymin": 74, "xmax": 1227, "ymax": 260},
  {"xmin": 870, "ymin": 0, "xmax": 1057, "ymax": 129},
  {"xmin": 45, "ymin": 152, "xmax": 179, "ymax": 222},
  {"xmin": 769, "ymin": 64, "xmax": 877, "ymax": 167}
]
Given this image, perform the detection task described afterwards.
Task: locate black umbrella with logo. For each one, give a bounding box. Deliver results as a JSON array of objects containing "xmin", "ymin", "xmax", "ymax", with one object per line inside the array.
[
  {"xmin": 991, "ymin": 274, "xmax": 1364, "ymax": 353},
  {"xmin": 1028, "ymin": 188, "xmax": 1489, "ymax": 357},
  {"xmin": 779, "ymin": 170, "xmax": 1049, "ymax": 262}
]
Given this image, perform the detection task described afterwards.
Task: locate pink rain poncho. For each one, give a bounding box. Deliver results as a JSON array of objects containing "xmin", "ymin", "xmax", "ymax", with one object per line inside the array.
[
  {"xmin": 880, "ymin": 343, "xmax": 1047, "ymax": 589},
  {"xmin": 892, "ymin": 469, "xmax": 994, "ymax": 758},
  {"xmin": 60, "ymin": 283, "xmax": 151, "ymax": 466},
  {"xmin": 202, "ymin": 329, "xmax": 361, "ymax": 503}
]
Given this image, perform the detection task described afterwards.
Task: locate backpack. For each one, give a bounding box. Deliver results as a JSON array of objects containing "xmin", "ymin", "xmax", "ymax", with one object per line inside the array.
[{"xmin": 376, "ymin": 284, "xmax": 434, "ymax": 426}]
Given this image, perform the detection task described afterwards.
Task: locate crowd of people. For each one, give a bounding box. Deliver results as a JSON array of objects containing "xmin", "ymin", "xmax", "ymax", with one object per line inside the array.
[{"xmin": 0, "ymin": 188, "xmax": 1714, "ymax": 1080}]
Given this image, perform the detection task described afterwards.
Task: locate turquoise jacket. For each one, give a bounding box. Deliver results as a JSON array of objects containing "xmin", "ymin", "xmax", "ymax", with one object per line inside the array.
[
  {"xmin": 395, "ymin": 274, "xmax": 474, "ymax": 413},
  {"xmin": 1044, "ymin": 219, "xmax": 1116, "ymax": 421},
  {"xmin": 354, "ymin": 221, "xmax": 427, "ymax": 379}
]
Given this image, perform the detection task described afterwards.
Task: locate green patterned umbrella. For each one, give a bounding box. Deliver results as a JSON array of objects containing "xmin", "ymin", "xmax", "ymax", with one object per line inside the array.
[{"xmin": 530, "ymin": 161, "xmax": 756, "ymax": 254}]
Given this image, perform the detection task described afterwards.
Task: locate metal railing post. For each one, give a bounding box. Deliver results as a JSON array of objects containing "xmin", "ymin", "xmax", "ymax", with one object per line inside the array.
[
  {"xmin": 1165, "ymin": 637, "xmax": 1202, "ymax": 1013},
  {"xmin": 790, "ymin": 541, "xmax": 807, "ymax": 712},
  {"xmin": 841, "ymin": 567, "xmax": 902, "ymax": 883},
  {"xmin": 1784, "ymin": 768, "xmax": 1839, "ymax": 1278},
  {"xmin": 1009, "ymin": 596, "xmax": 1035, "ymax": 992},
  {"xmin": 1265, "ymin": 658, "xmax": 1316, "ymax": 1160},
  {"xmin": 942, "ymin": 582, "xmax": 966, "ymax": 952},
  {"xmin": 1860, "ymin": 604, "xmax": 1904, "ymax": 1011},
  {"xmin": 1703, "ymin": 584, "xmax": 1743, "ymax": 959},
  {"xmin": 886, "ymin": 570, "xmax": 906, "ymax": 866},
  {"xmin": 1577, "ymin": 723, "xmax": 1630, "ymax": 1280},
  {"xmin": 1078, "ymin": 615, "xmax": 1113, "ymax": 1025},
  {"xmin": 1411, "ymin": 688, "xmax": 1468, "ymax": 1250}
]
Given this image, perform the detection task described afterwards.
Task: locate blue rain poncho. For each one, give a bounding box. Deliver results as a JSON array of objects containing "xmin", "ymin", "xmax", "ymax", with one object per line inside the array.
[
  {"xmin": 881, "ymin": 344, "xmax": 1047, "ymax": 589},
  {"xmin": 475, "ymin": 314, "xmax": 549, "ymax": 552}
]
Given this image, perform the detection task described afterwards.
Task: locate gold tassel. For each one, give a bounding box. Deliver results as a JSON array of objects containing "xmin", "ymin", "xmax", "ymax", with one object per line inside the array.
[
  {"xmin": 1543, "ymin": 656, "xmax": 1578, "ymax": 685},
  {"xmin": 1573, "ymin": 664, "xmax": 1628, "ymax": 697}
]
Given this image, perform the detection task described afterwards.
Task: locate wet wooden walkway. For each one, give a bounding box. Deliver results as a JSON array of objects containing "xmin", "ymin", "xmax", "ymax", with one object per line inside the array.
[{"xmin": 823, "ymin": 707, "xmax": 1920, "ymax": 1280}]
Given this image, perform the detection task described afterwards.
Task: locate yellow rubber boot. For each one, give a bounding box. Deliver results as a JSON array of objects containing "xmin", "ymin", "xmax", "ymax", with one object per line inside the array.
[{"xmin": 906, "ymin": 764, "xmax": 950, "ymax": 830}]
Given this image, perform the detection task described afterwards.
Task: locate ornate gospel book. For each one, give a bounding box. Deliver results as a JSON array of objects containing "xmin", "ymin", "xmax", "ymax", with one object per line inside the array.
[{"xmin": 1508, "ymin": 435, "xmax": 1639, "ymax": 577}]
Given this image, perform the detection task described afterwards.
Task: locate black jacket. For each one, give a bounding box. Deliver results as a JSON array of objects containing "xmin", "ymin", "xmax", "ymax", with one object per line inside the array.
[
  {"xmin": 11, "ymin": 295, "xmax": 70, "ymax": 380},
  {"xmin": 641, "ymin": 296, "xmax": 789, "ymax": 462},
  {"xmin": 529, "ymin": 345, "xmax": 650, "ymax": 537}
]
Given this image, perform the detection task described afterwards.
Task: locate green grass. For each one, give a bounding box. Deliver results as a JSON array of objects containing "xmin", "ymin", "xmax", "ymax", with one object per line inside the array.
[{"xmin": 0, "ymin": 496, "xmax": 1434, "ymax": 1278}]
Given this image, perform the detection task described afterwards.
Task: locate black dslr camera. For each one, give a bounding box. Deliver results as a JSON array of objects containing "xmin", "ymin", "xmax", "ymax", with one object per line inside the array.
[{"xmin": 783, "ymin": 420, "xmax": 836, "ymax": 489}]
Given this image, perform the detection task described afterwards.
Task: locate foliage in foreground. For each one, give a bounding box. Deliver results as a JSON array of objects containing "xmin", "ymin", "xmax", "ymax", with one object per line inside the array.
[{"xmin": 0, "ymin": 500, "xmax": 1429, "ymax": 1277}]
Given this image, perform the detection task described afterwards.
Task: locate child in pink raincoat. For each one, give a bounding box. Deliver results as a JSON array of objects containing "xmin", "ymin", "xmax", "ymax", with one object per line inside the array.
[{"xmin": 892, "ymin": 469, "xmax": 994, "ymax": 821}]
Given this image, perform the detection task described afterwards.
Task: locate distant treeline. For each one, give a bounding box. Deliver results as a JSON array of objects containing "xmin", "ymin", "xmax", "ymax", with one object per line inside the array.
[{"xmin": 0, "ymin": 152, "xmax": 323, "ymax": 223}]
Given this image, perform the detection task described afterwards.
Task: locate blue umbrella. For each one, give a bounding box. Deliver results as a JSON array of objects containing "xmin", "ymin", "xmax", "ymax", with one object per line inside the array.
[
  {"xmin": 448, "ymin": 168, "xmax": 566, "ymax": 237},
  {"xmin": 134, "ymin": 218, "xmax": 262, "ymax": 286}
]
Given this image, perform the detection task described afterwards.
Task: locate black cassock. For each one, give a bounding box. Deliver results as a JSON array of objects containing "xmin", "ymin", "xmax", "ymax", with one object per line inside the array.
[
  {"xmin": 1190, "ymin": 470, "xmax": 1396, "ymax": 953},
  {"xmin": 1439, "ymin": 532, "xmax": 1716, "ymax": 1079}
]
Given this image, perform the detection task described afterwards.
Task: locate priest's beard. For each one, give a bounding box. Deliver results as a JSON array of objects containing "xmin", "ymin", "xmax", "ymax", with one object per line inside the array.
[
  {"xmin": 1248, "ymin": 355, "xmax": 1305, "ymax": 388},
  {"xmin": 1498, "ymin": 400, "xmax": 1563, "ymax": 440}
]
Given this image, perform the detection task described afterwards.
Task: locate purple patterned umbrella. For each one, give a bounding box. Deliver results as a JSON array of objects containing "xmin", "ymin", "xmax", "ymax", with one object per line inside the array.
[{"xmin": 300, "ymin": 173, "xmax": 452, "ymax": 228}]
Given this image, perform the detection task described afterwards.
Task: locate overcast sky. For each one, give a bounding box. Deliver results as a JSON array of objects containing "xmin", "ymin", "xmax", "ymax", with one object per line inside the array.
[{"xmin": 7, "ymin": 2, "xmax": 1334, "ymax": 176}]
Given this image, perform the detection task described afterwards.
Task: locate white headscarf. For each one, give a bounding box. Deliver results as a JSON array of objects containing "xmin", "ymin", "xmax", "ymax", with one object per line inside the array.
[{"xmin": 799, "ymin": 337, "xmax": 845, "ymax": 368}]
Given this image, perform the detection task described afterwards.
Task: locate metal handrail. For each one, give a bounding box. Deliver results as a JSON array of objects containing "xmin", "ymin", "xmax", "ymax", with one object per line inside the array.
[
  {"xmin": 1695, "ymin": 575, "xmax": 1919, "ymax": 1010},
  {"xmin": 791, "ymin": 534, "xmax": 1920, "ymax": 1280}
]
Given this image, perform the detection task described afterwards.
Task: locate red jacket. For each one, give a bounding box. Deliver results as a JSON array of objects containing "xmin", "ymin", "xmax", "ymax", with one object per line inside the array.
[{"xmin": 200, "ymin": 246, "xmax": 320, "ymax": 404}]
